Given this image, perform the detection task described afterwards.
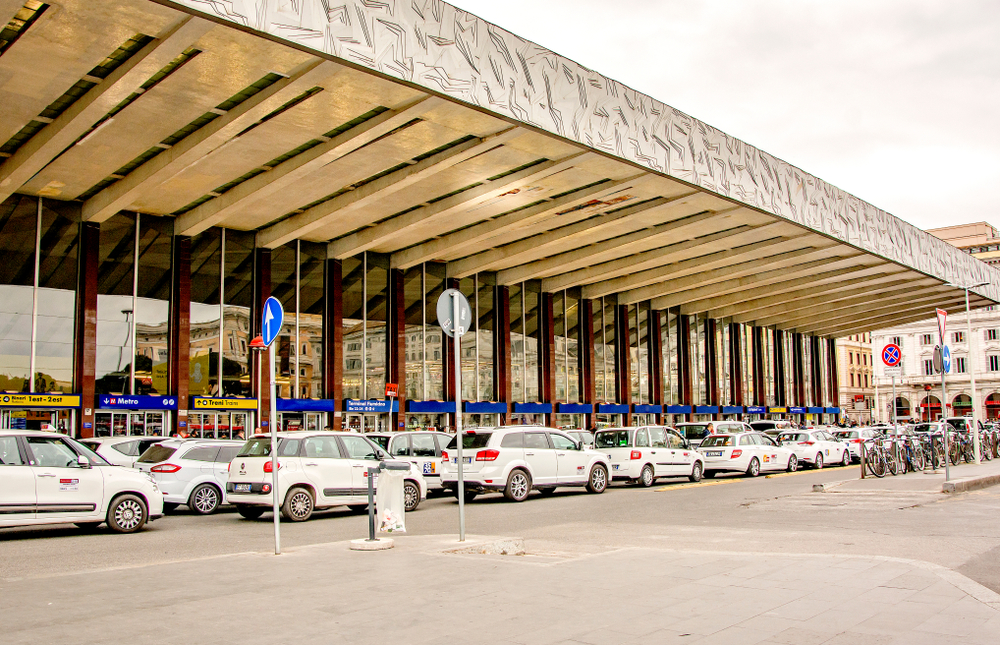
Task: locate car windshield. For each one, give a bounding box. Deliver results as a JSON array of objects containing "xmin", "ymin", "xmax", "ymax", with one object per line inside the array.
[
  {"xmin": 779, "ymin": 433, "xmax": 809, "ymax": 443},
  {"xmin": 750, "ymin": 422, "xmax": 775, "ymax": 431},
  {"xmin": 700, "ymin": 435, "xmax": 734, "ymax": 447},
  {"xmin": 677, "ymin": 424, "xmax": 710, "ymax": 440},
  {"xmin": 237, "ymin": 438, "xmax": 272, "ymax": 457},
  {"xmin": 835, "ymin": 431, "xmax": 858, "ymax": 439},
  {"xmin": 946, "ymin": 419, "xmax": 970, "ymax": 431},
  {"xmin": 136, "ymin": 444, "xmax": 177, "ymax": 463},
  {"xmin": 367, "ymin": 435, "xmax": 390, "ymax": 450},
  {"xmin": 67, "ymin": 437, "xmax": 111, "ymax": 467},
  {"xmin": 445, "ymin": 432, "xmax": 493, "ymax": 450},
  {"xmin": 595, "ymin": 430, "xmax": 630, "ymax": 448}
]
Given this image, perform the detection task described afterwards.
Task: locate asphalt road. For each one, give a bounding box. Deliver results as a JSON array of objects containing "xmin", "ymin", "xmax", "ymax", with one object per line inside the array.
[{"xmin": 5, "ymin": 463, "xmax": 1000, "ymax": 594}]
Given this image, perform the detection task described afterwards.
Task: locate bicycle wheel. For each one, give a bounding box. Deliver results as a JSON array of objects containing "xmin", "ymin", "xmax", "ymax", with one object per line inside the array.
[
  {"xmin": 887, "ymin": 447, "xmax": 900, "ymax": 475},
  {"xmin": 949, "ymin": 440, "xmax": 962, "ymax": 466},
  {"xmin": 910, "ymin": 443, "xmax": 925, "ymax": 471},
  {"xmin": 934, "ymin": 442, "xmax": 946, "ymax": 469},
  {"xmin": 869, "ymin": 451, "xmax": 887, "ymax": 478}
]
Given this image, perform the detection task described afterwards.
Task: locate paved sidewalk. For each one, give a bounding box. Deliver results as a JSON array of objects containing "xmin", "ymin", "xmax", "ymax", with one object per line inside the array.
[
  {"xmin": 827, "ymin": 455, "xmax": 1000, "ymax": 494},
  {"xmin": 4, "ymin": 534, "xmax": 1000, "ymax": 645}
]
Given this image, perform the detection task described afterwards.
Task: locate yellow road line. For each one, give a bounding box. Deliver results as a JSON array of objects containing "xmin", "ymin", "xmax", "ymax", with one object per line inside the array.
[
  {"xmin": 764, "ymin": 464, "xmax": 855, "ymax": 479},
  {"xmin": 655, "ymin": 478, "xmax": 742, "ymax": 492}
]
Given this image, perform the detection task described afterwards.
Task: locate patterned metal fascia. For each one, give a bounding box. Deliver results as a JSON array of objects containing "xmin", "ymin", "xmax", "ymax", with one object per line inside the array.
[{"xmin": 163, "ymin": 0, "xmax": 999, "ymax": 302}]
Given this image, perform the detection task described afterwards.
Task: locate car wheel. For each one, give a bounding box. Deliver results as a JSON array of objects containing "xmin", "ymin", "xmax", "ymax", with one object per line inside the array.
[
  {"xmin": 189, "ymin": 483, "xmax": 222, "ymax": 515},
  {"xmin": 106, "ymin": 494, "xmax": 148, "ymax": 534},
  {"xmin": 639, "ymin": 464, "xmax": 654, "ymax": 488},
  {"xmin": 75, "ymin": 522, "xmax": 102, "ymax": 531},
  {"xmin": 236, "ymin": 505, "xmax": 265, "ymax": 520},
  {"xmin": 587, "ymin": 464, "xmax": 608, "ymax": 493},
  {"xmin": 503, "ymin": 469, "xmax": 531, "ymax": 502},
  {"xmin": 689, "ymin": 461, "xmax": 703, "ymax": 482},
  {"xmin": 281, "ymin": 487, "xmax": 314, "ymax": 522},
  {"xmin": 746, "ymin": 457, "xmax": 761, "ymax": 477},
  {"xmin": 815, "ymin": 453, "xmax": 824, "ymax": 469},
  {"xmin": 787, "ymin": 455, "xmax": 798, "ymax": 472},
  {"xmin": 403, "ymin": 480, "xmax": 421, "ymax": 512},
  {"xmin": 841, "ymin": 449, "xmax": 851, "ymax": 467}
]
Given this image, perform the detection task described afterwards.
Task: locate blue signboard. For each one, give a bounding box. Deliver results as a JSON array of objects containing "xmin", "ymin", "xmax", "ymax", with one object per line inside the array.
[
  {"xmin": 408, "ymin": 400, "xmax": 456, "ymax": 414},
  {"xmin": 98, "ymin": 395, "xmax": 178, "ymax": 410},
  {"xmin": 745, "ymin": 406, "xmax": 766, "ymax": 414},
  {"xmin": 695, "ymin": 406, "xmax": 719, "ymax": 414},
  {"xmin": 789, "ymin": 406, "xmax": 807, "ymax": 414},
  {"xmin": 597, "ymin": 403, "xmax": 629, "ymax": 414},
  {"xmin": 261, "ymin": 296, "xmax": 284, "ymax": 347},
  {"xmin": 515, "ymin": 402, "xmax": 553, "ymax": 414},
  {"xmin": 807, "ymin": 407, "xmax": 824, "ymax": 414},
  {"xmin": 666, "ymin": 405, "xmax": 692, "ymax": 414},
  {"xmin": 722, "ymin": 406, "xmax": 744, "ymax": 415},
  {"xmin": 345, "ymin": 399, "xmax": 399, "ymax": 413},
  {"xmin": 276, "ymin": 399, "xmax": 338, "ymax": 412},
  {"xmin": 465, "ymin": 401, "xmax": 507, "ymax": 413},
  {"xmin": 825, "ymin": 407, "xmax": 841, "ymax": 414},
  {"xmin": 558, "ymin": 403, "xmax": 594, "ymax": 414},
  {"xmin": 634, "ymin": 404, "xmax": 662, "ymax": 414}
]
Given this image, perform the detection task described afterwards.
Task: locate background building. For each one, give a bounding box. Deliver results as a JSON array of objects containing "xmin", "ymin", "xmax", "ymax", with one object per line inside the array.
[{"xmin": 836, "ymin": 333, "xmax": 874, "ymax": 424}]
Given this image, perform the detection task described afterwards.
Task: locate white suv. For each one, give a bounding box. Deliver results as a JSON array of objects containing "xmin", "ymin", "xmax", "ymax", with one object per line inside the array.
[
  {"xmin": 134, "ymin": 439, "xmax": 244, "ymax": 514},
  {"xmin": 594, "ymin": 426, "xmax": 704, "ymax": 486},
  {"xmin": 370, "ymin": 431, "xmax": 453, "ymax": 490},
  {"xmin": 0, "ymin": 430, "xmax": 163, "ymax": 533},
  {"xmin": 225, "ymin": 432, "xmax": 427, "ymax": 522},
  {"xmin": 438, "ymin": 427, "xmax": 610, "ymax": 502}
]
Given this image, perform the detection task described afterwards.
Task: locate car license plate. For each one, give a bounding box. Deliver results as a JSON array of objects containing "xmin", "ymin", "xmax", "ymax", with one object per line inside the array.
[
  {"xmin": 706, "ymin": 451, "xmax": 723, "ymax": 457},
  {"xmin": 451, "ymin": 457, "xmax": 473, "ymax": 464},
  {"xmin": 234, "ymin": 483, "xmax": 251, "ymax": 493}
]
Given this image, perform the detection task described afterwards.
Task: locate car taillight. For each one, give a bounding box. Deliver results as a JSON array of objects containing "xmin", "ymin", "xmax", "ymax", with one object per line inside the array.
[
  {"xmin": 228, "ymin": 462, "xmax": 232, "ymax": 472},
  {"xmin": 631, "ymin": 450, "xmax": 642, "ymax": 460},
  {"xmin": 441, "ymin": 450, "xmax": 449, "ymax": 461},
  {"xmin": 476, "ymin": 449, "xmax": 500, "ymax": 462},
  {"xmin": 150, "ymin": 463, "xmax": 180, "ymax": 473},
  {"xmin": 851, "ymin": 439, "xmax": 863, "ymax": 443},
  {"xmin": 263, "ymin": 461, "xmax": 281, "ymax": 473},
  {"xmin": 801, "ymin": 441, "xmax": 814, "ymax": 446},
  {"xmin": 731, "ymin": 450, "xmax": 742, "ymax": 459}
]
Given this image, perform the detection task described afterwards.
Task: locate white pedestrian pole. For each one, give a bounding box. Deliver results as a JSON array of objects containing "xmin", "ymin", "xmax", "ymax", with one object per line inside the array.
[
  {"xmin": 892, "ymin": 376, "xmax": 897, "ymax": 435},
  {"xmin": 269, "ymin": 339, "xmax": 280, "ymax": 554},
  {"xmin": 966, "ymin": 287, "xmax": 981, "ymax": 464},
  {"xmin": 453, "ymin": 290, "xmax": 466, "ymax": 542}
]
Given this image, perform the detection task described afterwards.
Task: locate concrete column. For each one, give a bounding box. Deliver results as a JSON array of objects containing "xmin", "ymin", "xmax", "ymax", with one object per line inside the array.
[
  {"xmin": 496, "ymin": 285, "xmax": 512, "ymax": 424},
  {"xmin": 388, "ymin": 268, "xmax": 405, "ymax": 431},
  {"xmin": 323, "ymin": 259, "xmax": 342, "ymax": 429},
  {"xmin": 168, "ymin": 236, "xmax": 190, "ymax": 436},
  {"xmin": 580, "ymin": 298, "xmax": 596, "ymax": 430},
  {"xmin": 252, "ymin": 248, "xmax": 271, "ymax": 427},
  {"xmin": 74, "ymin": 221, "xmax": 99, "ymax": 438}
]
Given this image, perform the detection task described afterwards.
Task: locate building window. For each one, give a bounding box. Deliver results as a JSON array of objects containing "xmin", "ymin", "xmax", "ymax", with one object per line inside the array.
[
  {"xmin": 953, "ymin": 331, "xmax": 965, "ymax": 344},
  {"xmin": 990, "ymin": 355, "xmax": 1000, "ymax": 372},
  {"xmin": 987, "ymin": 329, "xmax": 999, "ymax": 341},
  {"xmin": 921, "ymin": 334, "xmax": 933, "ymax": 345},
  {"xmin": 923, "ymin": 360, "xmax": 934, "ymax": 376},
  {"xmin": 955, "ymin": 357, "xmax": 967, "ymax": 374},
  {"xmin": 891, "ymin": 336, "xmax": 902, "ymax": 347},
  {"xmin": 850, "ymin": 373, "xmax": 855, "ymax": 387},
  {"xmin": 849, "ymin": 353, "xmax": 853, "ymax": 365}
]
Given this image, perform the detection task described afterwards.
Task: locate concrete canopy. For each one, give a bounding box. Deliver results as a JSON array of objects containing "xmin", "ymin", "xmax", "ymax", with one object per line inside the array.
[{"xmin": 1, "ymin": 0, "xmax": 997, "ymax": 338}]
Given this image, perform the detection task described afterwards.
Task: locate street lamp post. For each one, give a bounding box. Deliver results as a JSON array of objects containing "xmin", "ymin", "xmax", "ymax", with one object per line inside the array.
[{"xmin": 949, "ymin": 281, "xmax": 989, "ymax": 464}]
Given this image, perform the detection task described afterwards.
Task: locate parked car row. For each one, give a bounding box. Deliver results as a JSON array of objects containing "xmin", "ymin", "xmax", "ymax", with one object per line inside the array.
[{"xmin": 1, "ymin": 421, "xmax": 855, "ymax": 535}]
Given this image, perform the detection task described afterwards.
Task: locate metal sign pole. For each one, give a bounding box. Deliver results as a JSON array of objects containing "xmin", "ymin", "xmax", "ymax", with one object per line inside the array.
[
  {"xmin": 453, "ymin": 290, "xmax": 466, "ymax": 542},
  {"xmin": 270, "ymin": 340, "xmax": 280, "ymax": 554},
  {"xmin": 892, "ymin": 376, "xmax": 897, "ymax": 435},
  {"xmin": 966, "ymin": 287, "xmax": 981, "ymax": 464}
]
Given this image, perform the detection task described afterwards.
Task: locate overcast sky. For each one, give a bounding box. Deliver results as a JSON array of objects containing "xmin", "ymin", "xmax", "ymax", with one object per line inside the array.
[{"xmin": 450, "ymin": 0, "xmax": 1000, "ymax": 234}]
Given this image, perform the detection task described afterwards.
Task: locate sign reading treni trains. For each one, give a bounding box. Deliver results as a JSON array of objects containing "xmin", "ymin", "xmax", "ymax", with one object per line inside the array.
[{"xmin": 192, "ymin": 397, "xmax": 257, "ymax": 410}]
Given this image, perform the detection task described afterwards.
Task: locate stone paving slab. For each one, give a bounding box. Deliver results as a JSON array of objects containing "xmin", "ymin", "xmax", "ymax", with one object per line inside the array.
[{"xmin": 3, "ymin": 535, "xmax": 1000, "ymax": 645}]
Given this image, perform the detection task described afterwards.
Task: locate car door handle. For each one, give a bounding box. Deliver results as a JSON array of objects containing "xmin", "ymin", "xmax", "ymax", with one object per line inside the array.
[
  {"xmin": 650, "ymin": 451, "xmax": 657, "ymax": 455},
  {"xmin": 305, "ymin": 463, "xmax": 318, "ymax": 467},
  {"xmin": 37, "ymin": 473, "xmax": 56, "ymax": 478},
  {"xmin": 557, "ymin": 452, "xmax": 566, "ymax": 456},
  {"xmin": 353, "ymin": 464, "xmax": 364, "ymax": 468},
  {"xmin": 526, "ymin": 452, "xmax": 535, "ymax": 456}
]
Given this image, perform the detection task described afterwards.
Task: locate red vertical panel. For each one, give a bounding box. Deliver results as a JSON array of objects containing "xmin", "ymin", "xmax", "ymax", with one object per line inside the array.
[
  {"xmin": 496, "ymin": 285, "xmax": 512, "ymax": 424},
  {"xmin": 793, "ymin": 332, "xmax": 806, "ymax": 407},
  {"xmin": 705, "ymin": 319, "xmax": 719, "ymax": 419},
  {"xmin": 730, "ymin": 322, "xmax": 743, "ymax": 408},
  {"xmin": 828, "ymin": 338, "xmax": 839, "ymax": 409},
  {"xmin": 773, "ymin": 329, "xmax": 786, "ymax": 407},
  {"xmin": 678, "ymin": 314, "xmax": 692, "ymax": 420},
  {"xmin": 169, "ymin": 236, "xmax": 190, "ymax": 436},
  {"xmin": 324, "ymin": 259, "xmax": 342, "ymax": 430},
  {"xmin": 615, "ymin": 304, "xmax": 631, "ymax": 427},
  {"xmin": 752, "ymin": 326, "xmax": 765, "ymax": 406},
  {"xmin": 649, "ymin": 308, "xmax": 663, "ymax": 423},
  {"xmin": 541, "ymin": 292, "xmax": 555, "ymax": 426},
  {"xmin": 389, "ymin": 268, "xmax": 405, "ymax": 431},
  {"xmin": 75, "ymin": 221, "xmax": 99, "ymax": 438},
  {"xmin": 579, "ymin": 298, "xmax": 595, "ymax": 430},
  {"xmin": 252, "ymin": 248, "xmax": 271, "ymax": 428}
]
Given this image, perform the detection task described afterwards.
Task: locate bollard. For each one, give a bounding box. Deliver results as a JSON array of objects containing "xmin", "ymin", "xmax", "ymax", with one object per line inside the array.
[{"xmin": 860, "ymin": 439, "xmax": 866, "ymax": 479}]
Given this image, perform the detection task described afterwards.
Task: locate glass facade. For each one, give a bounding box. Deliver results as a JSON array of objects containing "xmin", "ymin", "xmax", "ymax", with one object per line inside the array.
[{"xmin": 0, "ymin": 195, "xmax": 835, "ymax": 435}]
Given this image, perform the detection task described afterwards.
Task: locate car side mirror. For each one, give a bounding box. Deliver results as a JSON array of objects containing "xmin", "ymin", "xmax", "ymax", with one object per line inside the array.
[{"xmin": 76, "ymin": 454, "xmax": 91, "ymax": 469}]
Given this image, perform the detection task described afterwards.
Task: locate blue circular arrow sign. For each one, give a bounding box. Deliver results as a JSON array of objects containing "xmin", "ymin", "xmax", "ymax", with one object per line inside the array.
[
  {"xmin": 261, "ymin": 296, "xmax": 284, "ymax": 347},
  {"xmin": 942, "ymin": 345, "xmax": 951, "ymax": 374}
]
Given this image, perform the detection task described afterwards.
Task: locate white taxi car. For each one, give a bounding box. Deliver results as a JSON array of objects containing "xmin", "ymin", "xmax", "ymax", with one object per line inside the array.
[
  {"xmin": 0, "ymin": 430, "xmax": 163, "ymax": 533},
  {"xmin": 372, "ymin": 431, "xmax": 452, "ymax": 490},
  {"xmin": 439, "ymin": 427, "xmax": 610, "ymax": 502},
  {"xmin": 594, "ymin": 426, "xmax": 703, "ymax": 486},
  {"xmin": 225, "ymin": 431, "xmax": 426, "ymax": 521},
  {"xmin": 834, "ymin": 428, "xmax": 879, "ymax": 462},
  {"xmin": 777, "ymin": 429, "xmax": 851, "ymax": 469},
  {"xmin": 134, "ymin": 438, "xmax": 244, "ymax": 514},
  {"xmin": 697, "ymin": 431, "xmax": 797, "ymax": 477},
  {"xmin": 79, "ymin": 436, "xmax": 166, "ymax": 468}
]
